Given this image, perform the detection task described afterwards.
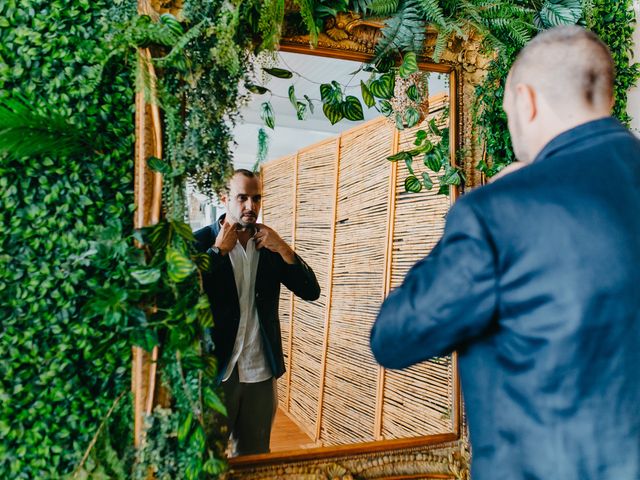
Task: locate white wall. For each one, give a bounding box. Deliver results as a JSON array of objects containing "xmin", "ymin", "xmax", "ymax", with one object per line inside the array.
[{"xmin": 629, "ymin": 1, "xmax": 640, "ymax": 134}]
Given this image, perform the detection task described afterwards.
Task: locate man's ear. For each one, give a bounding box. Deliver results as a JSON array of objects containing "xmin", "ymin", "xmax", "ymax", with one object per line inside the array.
[{"xmin": 515, "ymin": 83, "xmax": 538, "ymax": 122}]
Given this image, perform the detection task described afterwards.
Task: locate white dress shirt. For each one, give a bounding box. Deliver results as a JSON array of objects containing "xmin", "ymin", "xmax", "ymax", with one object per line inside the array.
[{"xmin": 222, "ymin": 237, "xmax": 272, "ymax": 383}]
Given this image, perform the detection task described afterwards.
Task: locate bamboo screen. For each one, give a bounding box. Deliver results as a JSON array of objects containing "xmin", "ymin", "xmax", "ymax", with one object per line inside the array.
[{"xmin": 261, "ymin": 94, "xmax": 454, "ymax": 446}]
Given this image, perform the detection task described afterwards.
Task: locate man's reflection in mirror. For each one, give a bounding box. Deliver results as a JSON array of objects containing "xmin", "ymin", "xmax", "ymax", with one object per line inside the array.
[{"xmin": 195, "ymin": 169, "xmax": 321, "ymax": 456}]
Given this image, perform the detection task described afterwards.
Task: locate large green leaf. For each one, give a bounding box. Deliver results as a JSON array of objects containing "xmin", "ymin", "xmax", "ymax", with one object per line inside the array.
[
  {"xmin": 360, "ymin": 81, "xmax": 376, "ymax": 108},
  {"xmin": 288, "ymin": 85, "xmax": 298, "ymax": 109},
  {"xmin": 177, "ymin": 412, "xmax": 193, "ymax": 442},
  {"xmin": 245, "ymin": 83, "xmax": 269, "ymax": 94},
  {"xmin": 399, "ymin": 51, "xmax": 419, "ymax": 78},
  {"xmin": 404, "ymin": 107, "xmax": 420, "ymax": 128},
  {"xmin": 204, "ymin": 387, "xmax": 228, "ymax": 416},
  {"xmin": 263, "ymin": 67, "xmax": 293, "ymax": 78},
  {"xmin": 406, "ymin": 84, "xmax": 419, "ymax": 102},
  {"xmin": 377, "ymin": 100, "xmax": 393, "ymax": 117},
  {"xmin": 422, "ymin": 171, "xmax": 433, "ymax": 190},
  {"xmin": 387, "ymin": 151, "xmax": 412, "ymax": 162},
  {"xmin": 342, "ymin": 96, "xmax": 364, "ymax": 121},
  {"xmin": 170, "ymin": 220, "xmax": 196, "ymax": 241},
  {"xmin": 538, "ymin": 0, "xmax": 583, "ymax": 28},
  {"xmin": 322, "ymin": 102, "xmax": 343, "ymax": 125},
  {"xmin": 166, "ymin": 248, "xmax": 196, "ymax": 283},
  {"xmin": 147, "ymin": 156, "xmax": 172, "ymax": 175},
  {"xmin": 404, "ymin": 175, "xmax": 422, "ymax": 193},
  {"xmin": 260, "ymin": 101, "xmax": 275, "ymax": 129},
  {"xmin": 131, "ymin": 268, "xmax": 161, "ymax": 285},
  {"xmin": 369, "ymin": 73, "xmax": 395, "ymax": 99},
  {"xmin": 320, "ymin": 82, "xmax": 343, "ymax": 104},
  {"xmin": 203, "ymin": 458, "xmax": 227, "ymax": 475}
]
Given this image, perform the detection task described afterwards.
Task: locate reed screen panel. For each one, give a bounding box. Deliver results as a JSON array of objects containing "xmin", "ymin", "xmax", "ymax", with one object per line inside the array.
[{"xmin": 262, "ymin": 100, "xmax": 454, "ymax": 446}]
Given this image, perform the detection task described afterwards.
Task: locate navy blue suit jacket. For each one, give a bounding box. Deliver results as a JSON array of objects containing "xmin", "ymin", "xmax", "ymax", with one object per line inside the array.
[
  {"xmin": 371, "ymin": 118, "xmax": 640, "ymax": 480},
  {"xmin": 195, "ymin": 216, "xmax": 320, "ymax": 381}
]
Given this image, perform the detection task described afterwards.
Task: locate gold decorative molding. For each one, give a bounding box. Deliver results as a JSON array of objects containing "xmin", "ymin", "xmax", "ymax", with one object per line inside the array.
[{"xmin": 227, "ymin": 440, "xmax": 470, "ymax": 480}]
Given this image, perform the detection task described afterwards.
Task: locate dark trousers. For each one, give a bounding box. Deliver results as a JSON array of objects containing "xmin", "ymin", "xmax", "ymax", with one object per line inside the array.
[{"xmin": 222, "ymin": 367, "xmax": 278, "ymax": 456}]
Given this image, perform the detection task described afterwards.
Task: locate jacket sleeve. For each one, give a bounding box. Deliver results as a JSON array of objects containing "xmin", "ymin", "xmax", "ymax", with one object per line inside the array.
[
  {"xmin": 370, "ymin": 198, "xmax": 498, "ymax": 369},
  {"xmin": 280, "ymin": 253, "xmax": 321, "ymax": 301}
]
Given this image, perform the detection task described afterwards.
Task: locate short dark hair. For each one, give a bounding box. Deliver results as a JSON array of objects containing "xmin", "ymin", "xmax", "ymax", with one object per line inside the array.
[
  {"xmin": 510, "ymin": 26, "xmax": 614, "ymax": 111},
  {"xmin": 219, "ymin": 168, "xmax": 260, "ymax": 196}
]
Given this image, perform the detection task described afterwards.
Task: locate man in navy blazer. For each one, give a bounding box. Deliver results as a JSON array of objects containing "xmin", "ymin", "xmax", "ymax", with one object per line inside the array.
[
  {"xmin": 371, "ymin": 26, "xmax": 640, "ymax": 479},
  {"xmin": 195, "ymin": 169, "xmax": 320, "ymax": 456}
]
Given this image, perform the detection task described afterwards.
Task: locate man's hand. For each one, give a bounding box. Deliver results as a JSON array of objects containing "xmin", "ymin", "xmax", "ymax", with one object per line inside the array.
[
  {"xmin": 254, "ymin": 224, "xmax": 296, "ymax": 264},
  {"xmin": 214, "ymin": 219, "xmax": 238, "ymax": 255}
]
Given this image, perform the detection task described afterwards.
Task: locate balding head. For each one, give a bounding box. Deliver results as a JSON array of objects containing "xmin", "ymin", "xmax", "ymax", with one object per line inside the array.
[
  {"xmin": 510, "ymin": 26, "xmax": 614, "ymax": 113},
  {"xmin": 503, "ymin": 26, "xmax": 615, "ymax": 163}
]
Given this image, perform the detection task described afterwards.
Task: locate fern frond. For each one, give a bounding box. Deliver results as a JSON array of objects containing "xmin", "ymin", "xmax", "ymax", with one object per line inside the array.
[
  {"xmin": 292, "ymin": 0, "xmax": 319, "ymax": 46},
  {"xmin": 368, "ymin": 0, "xmax": 400, "ymax": 16},
  {"xmin": 0, "ymin": 96, "xmax": 92, "ymax": 160},
  {"xmin": 258, "ymin": 0, "xmax": 285, "ymax": 51},
  {"xmin": 375, "ymin": 0, "xmax": 426, "ymax": 59},
  {"xmin": 415, "ymin": 0, "xmax": 446, "ymax": 27}
]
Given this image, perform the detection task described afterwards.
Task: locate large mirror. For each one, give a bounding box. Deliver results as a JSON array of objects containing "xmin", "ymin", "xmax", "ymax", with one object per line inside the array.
[{"xmin": 188, "ymin": 44, "xmax": 462, "ymax": 465}]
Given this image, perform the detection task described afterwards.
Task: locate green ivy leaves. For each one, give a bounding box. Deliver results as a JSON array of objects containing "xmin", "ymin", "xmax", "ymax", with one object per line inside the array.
[{"xmin": 320, "ymin": 81, "xmax": 365, "ymax": 124}]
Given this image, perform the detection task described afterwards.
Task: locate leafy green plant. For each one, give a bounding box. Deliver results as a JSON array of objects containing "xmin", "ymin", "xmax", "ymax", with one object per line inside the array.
[{"xmin": 0, "ymin": 1, "xmax": 136, "ymax": 477}]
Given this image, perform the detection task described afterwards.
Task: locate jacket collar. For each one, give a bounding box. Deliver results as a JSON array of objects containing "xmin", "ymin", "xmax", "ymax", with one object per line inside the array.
[{"xmin": 534, "ymin": 116, "xmax": 622, "ymax": 164}]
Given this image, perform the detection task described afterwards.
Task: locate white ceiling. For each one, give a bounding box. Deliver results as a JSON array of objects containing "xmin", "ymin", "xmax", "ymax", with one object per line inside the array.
[{"xmin": 232, "ymin": 51, "xmax": 449, "ymax": 169}]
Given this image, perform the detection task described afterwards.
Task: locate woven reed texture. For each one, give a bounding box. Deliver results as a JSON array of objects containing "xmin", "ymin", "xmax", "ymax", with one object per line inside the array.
[
  {"xmin": 382, "ymin": 98, "xmax": 454, "ymax": 439},
  {"xmin": 319, "ymin": 118, "xmax": 394, "ymax": 445},
  {"xmin": 288, "ymin": 139, "xmax": 338, "ymax": 439},
  {"xmin": 261, "ymin": 154, "xmax": 296, "ymax": 408},
  {"xmin": 260, "ymin": 94, "xmax": 455, "ymax": 446}
]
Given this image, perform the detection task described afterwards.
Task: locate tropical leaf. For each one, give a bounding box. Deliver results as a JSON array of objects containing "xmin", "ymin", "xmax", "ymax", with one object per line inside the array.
[
  {"xmin": 260, "ymin": 101, "xmax": 275, "ymax": 129},
  {"xmin": 404, "ymin": 175, "xmax": 422, "ymax": 193},
  {"xmin": 322, "ymin": 102, "xmax": 343, "ymax": 125},
  {"xmin": 399, "ymin": 51, "xmax": 419, "ymax": 78},
  {"xmin": 288, "ymin": 85, "xmax": 298, "ymax": 109},
  {"xmin": 245, "ymin": 83, "xmax": 270, "ymax": 94},
  {"xmin": 538, "ymin": 0, "xmax": 583, "ymax": 28},
  {"xmin": 377, "ymin": 100, "xmax": 393, "ymax": 116},
  {"xmin": 203, "ymin": 458, "xmax": 227, "ymax": 475},
  {"xmin": 387, "ymin": 151, "xmax": 412, "ymax": 162},
  {"xmin": 131, "ymin": 268, "xmax": 161, "ymax": 285},
  {"xmin": 404, "ymin": 106, "xmax": 420, "ymax": 127},
  {"xmin": 422, "ymin": 171, "xmax": 433, "ymax": 190},
  {"xmin": 304, "ymin": 94, "xmax": 315, "ymax": 113},
  {"xmin": 204, "ymin": 387, "xmax": 228, "ymax": 416},
  {"xmin": 166, "ymin": 248, "xmax": 196, "ymax": 283},
  {"xmin": 263, "ymin": 67, "xmax": 293, "ymax": 78},
  {"xmin": 320, "ymin": 82, "xmax": 343, "ymax": 104},
  {"xmin": 360, "ymin": 81, "xmax": 375, "ymax": 107},
  {"xmin": 177, "ymin": 412, "xmax": 193, "ymax": 442},
  {"xmin": 369, "ymin": 73, "xmax": 395, "ymax": 99},
  {"xmin": 406, "ymin": 84, "xmax": 419, "ymax": 101},
  {"xmin": 296, "ymin": 101, "xmax": 307, "ymax": 120},
  {"xmin": 0, "ymin": 95, "xmax": 94, "ymax": 159},
  {"xmin": 342, "ymin": 96, "xmax": 364, "ymax": 121},
  {"xmin": 147, "ymin": 156, "xmax": 172, "ymax": 175},
  {"xmin": 170, "ymin": 220, "xmax": 196, "ymax": 242},
  {"xmin": 404, "ymin": 157, "xmax": 415, "ymax": 175},
  {"xmin": 253, "ymin": 127, "xmax": 269, "ymax": 172}
]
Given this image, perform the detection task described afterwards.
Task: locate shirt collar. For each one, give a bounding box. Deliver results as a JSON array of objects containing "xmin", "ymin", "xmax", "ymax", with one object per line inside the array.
[{"xmin": 533, "ymin": 116, "xmax": 622, "ymax": 164}]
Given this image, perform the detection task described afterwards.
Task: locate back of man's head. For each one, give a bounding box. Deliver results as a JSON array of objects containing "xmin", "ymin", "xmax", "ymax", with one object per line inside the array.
[{"xmin": 510, "ymin": 26, "xmax": 614, "ymax": 115}]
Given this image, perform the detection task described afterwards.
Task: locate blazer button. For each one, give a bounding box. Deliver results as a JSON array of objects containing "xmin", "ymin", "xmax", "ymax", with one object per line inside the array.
[{"xmin": 255, "ymin": 292, "xmax": 260, "ymax": 299}]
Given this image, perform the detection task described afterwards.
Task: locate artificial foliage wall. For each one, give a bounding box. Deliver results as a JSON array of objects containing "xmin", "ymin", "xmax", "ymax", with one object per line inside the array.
[{"xmin": 0, "ymin": 1, "xmax": 135, "ymax": 477}]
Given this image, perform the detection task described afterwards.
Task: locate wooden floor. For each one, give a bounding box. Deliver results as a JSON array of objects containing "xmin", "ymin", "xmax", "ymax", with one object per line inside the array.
[{"xmin": 271, "ymin": 408, "xmax": 316, "ymax": 452}]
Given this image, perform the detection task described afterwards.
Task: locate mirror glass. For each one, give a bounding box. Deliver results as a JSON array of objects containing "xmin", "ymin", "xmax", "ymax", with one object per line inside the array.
[{"xmin": 187, "ymin": 49, "xmax": 457, "ymax": 457}]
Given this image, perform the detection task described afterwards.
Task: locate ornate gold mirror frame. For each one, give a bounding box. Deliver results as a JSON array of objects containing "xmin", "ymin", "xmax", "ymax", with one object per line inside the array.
[{"xmin": 133, "ymin": 5, "xmax": 491, "ymax": 478}]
